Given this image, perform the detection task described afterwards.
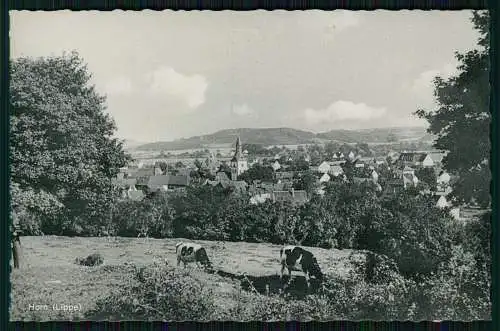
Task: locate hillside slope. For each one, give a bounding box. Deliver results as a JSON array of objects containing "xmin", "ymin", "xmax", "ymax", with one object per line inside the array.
[{"xmin": 135, "ymin": 126, "xmax": 432, "ymax": 151}]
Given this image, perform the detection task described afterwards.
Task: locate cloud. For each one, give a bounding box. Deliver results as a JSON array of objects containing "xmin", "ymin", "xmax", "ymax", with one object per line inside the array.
[
  {"xmin": 104, "ymin": 76, "xmax": 132, "ymax": 95},
  {"xmin": 411, "ymin": 62, "xmax": 460, "ymax": 100},
  {"xmin": 148, "ymin": 66, "xmax": 208, "ymax": 109},
  {"xmin": 303, "ymin": 100, "xmax": 387, "ymax": 124},
  {"xmin": 232, "ymin": 104, "xmax": 256, "ymax": 117}
]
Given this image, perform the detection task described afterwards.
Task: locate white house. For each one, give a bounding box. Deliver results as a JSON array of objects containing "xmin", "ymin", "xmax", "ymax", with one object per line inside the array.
[
  {"xmin": 436, "ymin": 195, "xmax": 449, "ymax": 209},
  {"xmin": 250, "ymin": 193, "xmax": 272, "ymax": 205},
  {"xmin": 319, "ymin": 173, "xmax": 331, "ymax": 183},
  {"xmin": 318, "ymin": 161, "xmax": 331, "ymax": 174},
  {"xmin": 329, "ymin": 165, "xmax": 344, "ymax": 177},
  {"xmin": 437, "ymin": 171, "xmax": 451, "ymax": 185},
  {"xmin": 348, "ymin": 151, "xmax": 355, "ymax": 160},
  {"xmin": 436, "ymin": 195, "xmax": 461, "ymax": 220},
  {"xmin": 403, "ymin": 173, "xmax": 419, "ymax": 189},
  {"xmin": 371, "ymin": 170, "xmax": 379, "ymax": 182},
  {"xmin": 422, "ymin": 154, "xmax": 434, "ymax": 167},
  {"xmin": 403, "ymin": 166, "xmax": 415, "ymax": 176},
  {"xmin": 272, "ymin": 160, "xmax": 281, "ymax": 171}
]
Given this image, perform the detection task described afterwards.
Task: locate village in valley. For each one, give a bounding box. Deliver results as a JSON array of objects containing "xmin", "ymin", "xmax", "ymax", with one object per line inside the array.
[
  {"xmin": 9, "ymin": 9, "xmax": 491, "ymax": 322},
  {"xmin": 115, "ymin": 134, "xmax": 466, "ymax": 221}
]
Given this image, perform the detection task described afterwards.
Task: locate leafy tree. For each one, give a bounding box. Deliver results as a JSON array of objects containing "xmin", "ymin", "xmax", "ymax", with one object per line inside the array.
[
  {"xmin": 324, "ymin": 141, "xmax": 339, "ymax": 159},
  {"xmin": 239, "ymin": 163, "xmax": 274, "ymax": 184},
  {"xmin": 293, "ymin": 170, "xmax": 318, "ymax": 197},
  {"xmin": 415, "ymin": 11, "xmax": 490, "ymax": 208},
  {"xmin": 218, "ymin": 162, "xmax": 233, "ymax": 179},
  {"xmin": 193, "ymin": 159, "xmax": 203, "ymax": 170},
  {"xmin": 155, "ymin": 161, "xmax": 169, "ymax": 173},
  {"xmin": 10, "ymin": 52, "xmax": 130, "ymax": 235},
  {"xmin": 415, "ymin": 167, "xmax": 438, "ymax": 191},
  {"xmin": 175, "ymin": 161, "xmax": 185, "ymax": 168},
  {"xmin": 288, "ymin": 158, "xmax": 310, "ymax": 172}
]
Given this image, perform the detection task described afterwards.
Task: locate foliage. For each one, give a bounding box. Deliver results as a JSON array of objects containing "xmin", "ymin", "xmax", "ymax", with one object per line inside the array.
[
  {"xmin": 415, "ymin": 167, "xmax": 438, "ymax": 191},
  {"xmin": 239, "ymin": 163, "xmax": 274, "ymax": 184},
  {"xmin": 242, "ymin": 143, "xmax": 273, "ymax": 156},
  {"xmin": 292, "ymin": 170, "xmax": 318, "ymax": 197},
  {"xmin": 415, "ymin": 11, "xmax": 490, "ymax": 207},
  {"xmin": 88, "ymin": 264, "xmax": 215, "ymax": 321},
  {"xmin": 10, "ymin": 52, "xmax": 129, "ymax": 235}
]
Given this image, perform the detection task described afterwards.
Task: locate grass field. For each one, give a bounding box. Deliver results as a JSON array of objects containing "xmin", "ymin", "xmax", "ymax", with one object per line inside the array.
[{"xmin": 10, "ymin": 236, "xmax": 358, "ymax": 321}]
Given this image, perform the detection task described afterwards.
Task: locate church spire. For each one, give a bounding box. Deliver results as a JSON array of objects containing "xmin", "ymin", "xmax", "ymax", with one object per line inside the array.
[{"xmin": 235, "ymin": 136, "xmax": 242, "ymax": 159}]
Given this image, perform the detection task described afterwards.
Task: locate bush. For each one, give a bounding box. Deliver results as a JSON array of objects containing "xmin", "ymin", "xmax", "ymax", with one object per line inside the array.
[{"xmin": 87, "ymin": 263, "xmax": 215, "ymax": 321}]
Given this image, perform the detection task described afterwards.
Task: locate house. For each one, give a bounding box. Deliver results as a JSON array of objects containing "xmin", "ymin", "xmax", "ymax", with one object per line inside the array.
[
  {"xmin": 428, "ymin": 151, "xmax": 447, "ymax": 167},
  {"xmin": 147, "ymin": 174, "xmax": 190, "ymax": 192},
  {"xmin": 215, "ymin": 171, "xmax": 230, "ymax": 182},
  {"xmin": 317, "ymin": 161, "xmax": 331, "ymax": 174},
  {"xmin": 403, "ymin": 166, "xmax": 415, "ymax": 176},
  {"xmin": 437, "ymin": 171, "xmax": 451, "ymax": 185},
  {"xmin": 382, "ymin": 178, "xmax": 405, "ymax": 197},
  {"xmin": 127, "ymin": 190, "xmax": 146, "ymax": 202},
  {"xmin": 319, "ymin": 173, "xmax": 331, "ymax": 183},
  {"xmin": 436, "ymin": 195, "xmax": 450, "ymax": 209},
  {"xmin": 154, "ymin": 166, "xmax": 163, "ymax": 176},
  {"xmin": 249, "ymin": 193, "xmax": 272, "ymax": 205},
  {"xmin": 397, "ymin": 152, "xmax": 434, "ymax": 168},
  {"xmin": 371, "ymin": 170, "xmax": 379, "ymax": 182},
  {"xmin": 422, "ymin": 154, "xmax": 434, "ymax": 167},
  {"xmin": 348, "ymin": 151, "xmax": 355, "ymax": 160},
  {"xmin": 127, "ymin": 167, "xmax": 155, "ymax": 179},
  {"xmin": 354, "ymin": 162, "xmax": 365, "ymax": 168},
  {"xmin": 275, "ymin": 171, "xmax": 294, "ymax": 181},
  {"xmin": 403, "ymin": 173, "xmax": 419, "ymax": 189},
  {"xmin": 386, "ymin": 151, "xmax": 400, "ymax": 164},
  {"xmin": 271, "ymin": 188, "xmax": 309, "ymax": 206},
  {"xmin": 329, "ymin": 165, "xmax": 344, "ymax": 177},
  {"xmin": 352, "ymin": 177, "xmax": 370, "ymax": 184},
  {"xmin": 435, "ymin": 195, "xmax": 461, "ymax": 220},
  {"xmin": 112, "ymin": 177, "xmax": 138, "ymax": 190},
  {"xmin": 272, "ymin": 160, "xmax": 281, "ymax": 171}
]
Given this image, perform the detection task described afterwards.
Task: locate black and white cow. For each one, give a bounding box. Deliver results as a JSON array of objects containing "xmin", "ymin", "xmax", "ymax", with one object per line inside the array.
[
  {"xmin": 175, "ymin": 242, "xmax": 213, "ymax": 270},
  {"xmin": 280, "ymin": 245, "xmax": 324, "ymax": 289}
]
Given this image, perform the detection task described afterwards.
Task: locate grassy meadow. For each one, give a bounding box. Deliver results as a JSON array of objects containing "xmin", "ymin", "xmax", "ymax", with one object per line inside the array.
[{"xmin": 10, "ymin": 236, "xmax": 357, "ymax": 321}]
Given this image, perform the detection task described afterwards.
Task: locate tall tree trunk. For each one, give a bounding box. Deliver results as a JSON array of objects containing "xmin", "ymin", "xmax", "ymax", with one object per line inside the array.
[{"xmin": 12, "ymin": 236, "xmax": 21, "ymax": 269}]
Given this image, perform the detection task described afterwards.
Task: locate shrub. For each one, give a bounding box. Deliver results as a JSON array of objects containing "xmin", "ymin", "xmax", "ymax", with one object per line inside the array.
[{"xmin": 87, "ymin": 263, "xmax": 215, "ymax": 321}]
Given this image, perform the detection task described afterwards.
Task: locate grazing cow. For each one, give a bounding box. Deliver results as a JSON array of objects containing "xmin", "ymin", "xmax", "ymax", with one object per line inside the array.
[
  {"xmin": 175, "ymin": 242, "xmax": 212, "ymax": 270},
  {"xmin": 280, "ymin": 245, "xmax": 324, "ymax": 289}
]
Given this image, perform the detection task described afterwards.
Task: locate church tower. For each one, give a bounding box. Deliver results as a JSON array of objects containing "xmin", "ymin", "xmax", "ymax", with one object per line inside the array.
[{"xmin": 230, "ymin": 136, "xmax": 248, "ymax": 181}]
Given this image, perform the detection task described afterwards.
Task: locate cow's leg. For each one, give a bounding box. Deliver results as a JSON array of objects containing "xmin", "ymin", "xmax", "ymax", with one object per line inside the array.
[
  {"xmin": 280, "ymin": 264, "xmax": 286, "ymax": 280},
  {"xmin": 305, "ymin": 272, "xmax": 310, "ymax": 291},
  {"xmin": 288, "ymin": 269, "xmax": 293, "ymax": 285},
  {"xmin": 177, "ymin": 256, "xmax": 181, "ymax": 267}
]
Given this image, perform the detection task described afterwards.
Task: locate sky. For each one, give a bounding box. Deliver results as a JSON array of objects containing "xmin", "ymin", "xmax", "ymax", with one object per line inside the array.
[{"xmin": 10, "ymin": 10, "xmax": 481, "ymax": 143}]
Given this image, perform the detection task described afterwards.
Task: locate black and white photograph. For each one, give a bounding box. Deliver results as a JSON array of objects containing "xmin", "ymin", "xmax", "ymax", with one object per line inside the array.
[{"xmin": 9, "ymin": 9, "xmax": 491, "ymax": 321}]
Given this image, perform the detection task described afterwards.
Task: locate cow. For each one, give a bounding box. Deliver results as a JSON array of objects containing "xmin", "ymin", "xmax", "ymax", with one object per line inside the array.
[
  {"xmin": 280, "ymin": 245, "xmax": 324, "ymax": 289},
  {"xmin": 175, "ymin": 242, "xmax": 213, "ymax": 271}
]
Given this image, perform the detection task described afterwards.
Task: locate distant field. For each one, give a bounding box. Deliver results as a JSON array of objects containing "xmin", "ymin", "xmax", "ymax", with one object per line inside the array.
[{"xmin": 10, "ymin": 236, "xmax": 357, "ymax": 321}]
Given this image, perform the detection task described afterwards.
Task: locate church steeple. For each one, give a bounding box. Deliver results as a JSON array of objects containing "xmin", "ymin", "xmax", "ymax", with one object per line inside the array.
[{"xmin": 235, "ymin": 136, "xmax": 242, "ymax": 160}]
